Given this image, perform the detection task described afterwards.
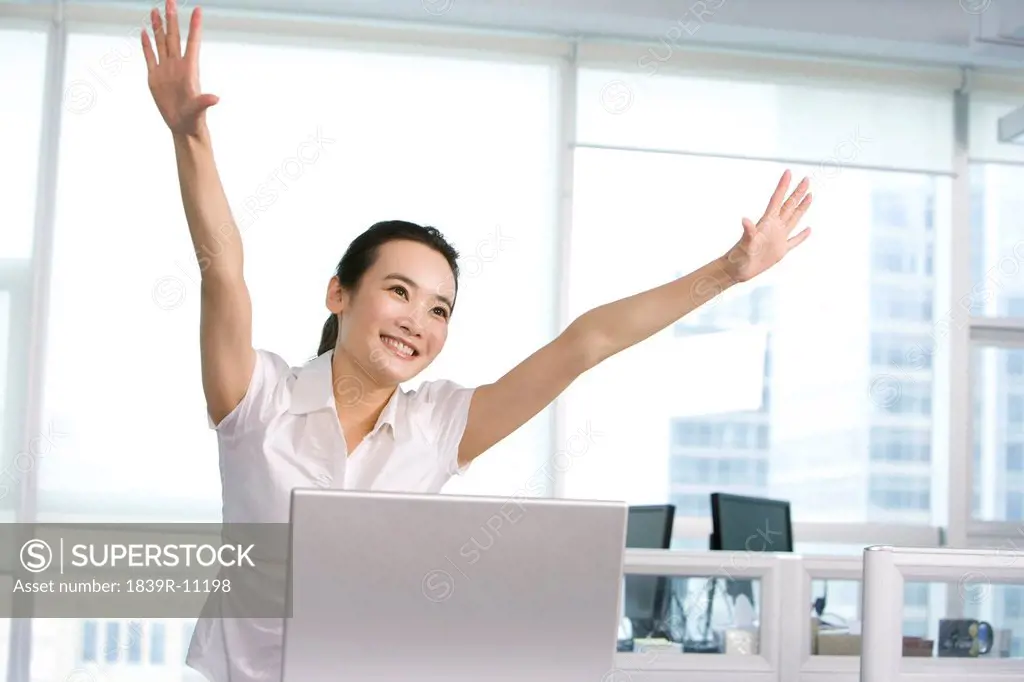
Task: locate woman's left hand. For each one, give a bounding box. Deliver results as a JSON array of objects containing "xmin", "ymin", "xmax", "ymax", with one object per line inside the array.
[{"xmin": 722, "ymin": 169, "xmax": 813, "ymax": 283}]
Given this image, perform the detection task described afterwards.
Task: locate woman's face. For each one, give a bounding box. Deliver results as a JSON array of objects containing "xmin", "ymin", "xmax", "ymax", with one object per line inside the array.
[{"xmin": 329, "ymin": 239, "xmax": 456, "ymax": 385}]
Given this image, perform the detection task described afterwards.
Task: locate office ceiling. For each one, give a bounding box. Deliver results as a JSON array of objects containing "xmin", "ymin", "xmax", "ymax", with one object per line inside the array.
[{"xmin": 188, "ymin": 0, "xmax": 1024, "ymax": 67}]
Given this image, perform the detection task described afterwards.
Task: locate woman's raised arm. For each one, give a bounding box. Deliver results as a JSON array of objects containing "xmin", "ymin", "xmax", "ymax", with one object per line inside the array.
[{"xmin": 143, "ymin": 0, "xmax": 255, "ymax": 426}]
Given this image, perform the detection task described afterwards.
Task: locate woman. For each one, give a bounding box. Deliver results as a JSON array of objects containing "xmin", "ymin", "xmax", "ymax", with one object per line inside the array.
[{"xmin": 141, "ymin": 2, "xmax": 812, "ymax": 680}]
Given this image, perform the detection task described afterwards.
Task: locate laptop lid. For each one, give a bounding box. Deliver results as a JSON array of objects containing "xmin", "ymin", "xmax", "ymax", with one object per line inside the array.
[{"xmin": 281, "ymin": 488, "xmax": 627, "ymax": 682}]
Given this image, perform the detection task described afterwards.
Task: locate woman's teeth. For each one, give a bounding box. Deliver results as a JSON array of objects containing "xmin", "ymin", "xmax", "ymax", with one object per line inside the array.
[{"xmin": 381, "ymin": 335, "xmax": 416, "ymax": 358}]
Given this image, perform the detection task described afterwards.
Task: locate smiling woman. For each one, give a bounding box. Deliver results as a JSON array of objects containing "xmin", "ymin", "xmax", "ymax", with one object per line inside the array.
[
  {"xmin": 36, "ymin": 5, "xmax": 560, "ymax": 516},
  {"xmin": 30, "ymin": 0, "xmax": 562, "ymax": 674},
  {"xmin": 124, "ymin": 2, "xmax": 816, "ymax": 679},
  {"xmin": 127, "ymin": 7, "xmax": 559, "ymax": 678}
]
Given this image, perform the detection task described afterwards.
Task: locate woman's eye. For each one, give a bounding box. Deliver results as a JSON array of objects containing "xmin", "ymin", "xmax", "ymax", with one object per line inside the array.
[
  {"xmin": 390, "ymin": 286, "xmax": 408, "ymax": 299},
  {"xmin": 433, "ymin": 307, "xmax": 449, "ymax": 319}
]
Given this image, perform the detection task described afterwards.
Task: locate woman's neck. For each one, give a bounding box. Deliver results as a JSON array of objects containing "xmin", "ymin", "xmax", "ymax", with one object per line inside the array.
[{"xmin": 330, "ymin": 346, "xmax": 397, "ymax": 428}]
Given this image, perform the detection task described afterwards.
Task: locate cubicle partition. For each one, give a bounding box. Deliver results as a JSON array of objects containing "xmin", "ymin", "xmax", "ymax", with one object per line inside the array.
[
  {"xmin": 617, "ymin": 547, "xmax": 1024, "ymax": 682},
  {"xmin": 614, "ymin": 548, "xmax": 785, "ymax": 682},
  {"xmin": 861, "ymin": 546, "xmax": 1024, "ymax": 682},
  {"xmin": 776, "ymin": 554, "xmax": 865, "ymax": 682}
]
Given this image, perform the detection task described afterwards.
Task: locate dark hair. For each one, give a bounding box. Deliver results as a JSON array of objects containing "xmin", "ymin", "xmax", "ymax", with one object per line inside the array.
[{"xmin": 317, "ymin": 220, "xmax": 460, "ymax": 356}]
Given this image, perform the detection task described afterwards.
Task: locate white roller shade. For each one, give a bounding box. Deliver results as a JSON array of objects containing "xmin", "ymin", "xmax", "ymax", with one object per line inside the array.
[{"xmin": 576, "ymin": 66, "xmax": 956, "ymax": 174}]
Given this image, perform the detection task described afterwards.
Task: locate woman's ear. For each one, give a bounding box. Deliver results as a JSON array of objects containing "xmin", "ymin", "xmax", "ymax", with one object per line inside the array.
[{"xmin": 326, "ymin": 276, "xmax": 346, "ymax": 315}]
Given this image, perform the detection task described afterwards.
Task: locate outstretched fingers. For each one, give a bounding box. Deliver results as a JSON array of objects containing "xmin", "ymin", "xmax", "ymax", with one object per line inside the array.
[
  {"xmin": 763, "ymin": 169, "xmax": 792, "ymax": 218},
  {"xmin": 141, "ymin": 29, "xmax": 157, "ymax": 72},
  {"xmin": 150, "ymin": 7, "xmax": 167, "ymax": 62},
  {"xmin": 786, "ymin": 192, "xmax": 813, "ymax": 231},
  {"xmin": 165, "ymin": 0, "xmax": 182, "ymax": 59},
  {"xmin": 145, "ymin": 0, "xmax": 195, "ymax": 71},
  {"xmin": 786, "ymin": 226, "xmax": 812, "ymax": 252},
  {"xmin": 779, "ymin": 176, "xmax": 810, "ymax": 221},
  {"xmin": 184, "ymin": 7, "xmax": 204, "ymax": 63}
]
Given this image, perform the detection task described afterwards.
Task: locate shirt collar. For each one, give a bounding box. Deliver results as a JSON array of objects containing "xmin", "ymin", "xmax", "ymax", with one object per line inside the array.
[{"xmin": 287, "ymin": 350, "xmax": 403, "ymax": 440}]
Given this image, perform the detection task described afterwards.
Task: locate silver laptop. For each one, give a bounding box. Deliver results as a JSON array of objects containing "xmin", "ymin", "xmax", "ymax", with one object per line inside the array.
[{"xmin": 281, "ymin": 488, "xmax": 628, "ymax": 682}]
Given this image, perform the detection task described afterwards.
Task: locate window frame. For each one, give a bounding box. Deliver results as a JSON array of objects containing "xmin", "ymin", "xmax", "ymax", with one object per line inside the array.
[
  {"xmin": 5, "ymin": 1, "xmax": 1024, "ymax": 680},
  {"xmin": 0, "ymin": 260, "xmax": 34, "ymax": 515},
  {"xmin": 1, "ymin": 14, "xmax": 64, "ymax": 682},
  {"xmin": 966, "ymin": 322, "xmax": 1024, "ymax": 535}
]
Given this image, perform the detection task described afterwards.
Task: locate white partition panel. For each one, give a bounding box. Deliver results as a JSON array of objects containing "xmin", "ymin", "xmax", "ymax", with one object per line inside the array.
[
  {"xmin": 777, "ymin": 555, "xmax": 865, "ymax": 682},
  {"xmin": 614, "ymin": 548, "xmax": 787, "ymax": 682},
  {"xmin": 861, "ymin": 546, "xmax": 1024, "ymax": 682}
]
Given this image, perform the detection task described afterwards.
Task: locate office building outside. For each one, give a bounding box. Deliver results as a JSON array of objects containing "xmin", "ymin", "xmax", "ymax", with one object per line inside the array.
[{"xmin": 669, "ymin": 174, "xmax": 1023, "ymax": 654}]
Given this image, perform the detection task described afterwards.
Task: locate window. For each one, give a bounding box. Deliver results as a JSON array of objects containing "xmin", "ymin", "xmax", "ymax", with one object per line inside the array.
[
  {"xmin": 71, "ymin": 619, "xmax": 156, "ymax": 670},
  {"xmin": 33, "ymin": 28, "xmax": 559, "ymax": 673},
  {"xmin": 127, "ymin": 621, "xmax": 143, "ymax": 663},
  {"xmin": 182, "ymin": 621, "xmax": 196, "ymax": 662},
  {"xmin": 904, "ymin": 582, "xmax": 929, "ymax": 607},
  {"xmin": 671, "ymin": 493, "xmax": 710, "ymax": 518},
  {"xmin": 1008, "ymin": 589, "xmax": 1024, "ymax": 619},
  {"xmin": 902, "ymin": 618, "xmax": 928, "ymax": 638},
  {"xmin": 670, "ymin": 455, "xmax": 695, "ymax": 483},
  {"xmin": 1008, "ymin": 492, "xmax": 1024, "ymax": 521},
  {"xmin": 1007, "ymin": 298, "xmax": 1024, "ymax": 317},
  {"xmin": 869, "ymin": 428, "xmax": 930, "ymax": 463},
  {"xmin": 671, "ymin": 420, "xmax": 769, "ymax": 452},
  {"xmin": 15, "ymin": 12, "xmax": 1010, "ymax": 674},
  {"xmin": 869, "ymin": 475, "xmax": 931, "ymax": 511},
  {"xmin": 0, "ymin": 25, "xmax": 47, "ymax": 520},
  {"xmin": 1008, "ymin": 444, "xmax": 1024, "ymax": 473},
  {"xmin": 81, "ymin": 620, "xmax": 98, "ymax": 662},
  {"xmin": 973, "ymin": 441, "xmax": 982, "ymax": 517},
  {"xmin": 870, "ymin": 334, "xmax": 933, "ymax": 371},
  {"xmin": 104, "ymin": 622, "xmax": 120, "ymax": 663},
  {"xmin": 968, "ymin": 164, "xmax": 1024, "ymax": 318},
  {"xmin": 729, "ymin": 424, "xmax": 747, "ymax": 449},
  {"xmin": 1011, "ymin": 396, "xmax": 1024, "ymax": 428},
  {"xmin": 870, "ymin": 285, "xmax": 933, "ymax": 322},
  {"xmin": 749, "ymin": 287, "xmax": 773, "ymax": 324},
  {"xmin": 872, "ymin": 248, "xmax": 908, "ymax": 274},
  {"xmin": 672, "ymin": 421, "xmax": 695, "ymax": 449},
  {"xmin": 872, "ymin": 237, "xmax": 929, "ymax": 275},
  {"xmin": 671, "ymin": 454, "xmax": 765, "ymax": 487},
  {"xmin": 756, "ymin": 459, "xmax": 768, "ymax": 486},
  {"xmin": 566, "ymin": 67, "xmax": 951, "ymax": 528},
  {"xmin": 675, "ymin": 284, "xmax": 775, "ymax": 331},
  {"xmin": 1008, "ymin": 351, "xmax": 1024, "ymax": 376},
  {"xmin": 149, "ymin": 622, "xmax": 166, "ymax": 665},
  {"xmin": 873, "ymin": 191, "xmax": 910, "ymax": 229},
  {"xmin": 874, "ymin": 380, "xmax": 932, "ymax": 416},
  {"xmin": 0, "ymin": 27, "xmax": 46, "ymax": 260}
]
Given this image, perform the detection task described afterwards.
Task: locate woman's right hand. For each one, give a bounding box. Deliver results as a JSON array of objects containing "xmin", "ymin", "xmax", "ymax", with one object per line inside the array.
[{"xmin": 142, "ymin": 0, "xmax": 219, "ymax": 137}]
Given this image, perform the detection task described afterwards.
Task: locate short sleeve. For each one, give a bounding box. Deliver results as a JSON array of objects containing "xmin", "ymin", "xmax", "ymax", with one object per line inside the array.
[
  {"xmin": 415, "ymin": 379, "xmax": 477, "ymax": 477},
  {"xmin": 208, "ymin": 349, "xmax": 291, "ymax": 437}
]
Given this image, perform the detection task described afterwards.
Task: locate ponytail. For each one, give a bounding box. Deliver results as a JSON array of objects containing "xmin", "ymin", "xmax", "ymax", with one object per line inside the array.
[{"xmin": 318, "ymin": 314, "xmax": 338, "ymax": 356}]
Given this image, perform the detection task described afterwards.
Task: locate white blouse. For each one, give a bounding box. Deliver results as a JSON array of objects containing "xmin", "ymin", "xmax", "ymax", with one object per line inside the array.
[{"xmin": 186, "ymin": 348, "xmax": 476, "ymax": 682}]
